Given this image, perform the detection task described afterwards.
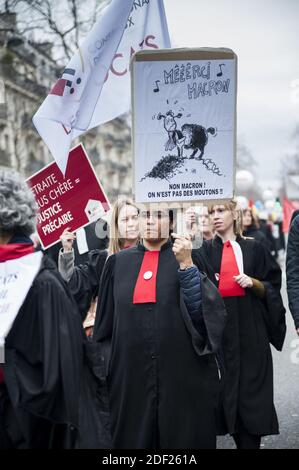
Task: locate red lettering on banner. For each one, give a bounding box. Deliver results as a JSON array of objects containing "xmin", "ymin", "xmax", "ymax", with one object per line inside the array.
[
  {"xmin": 27, "ymin": 144, "xmax": 110, "ymax": 250},
  {"xmin": 107, "ymin": 35, "xmax": 159, "ymax": 81},
  {"xmin": 110, "ymin": 53, "xmax": 127, "ymax": 76},
  {"xmin": 145, "ymin": 35, "xmax": 159, "ymax": 49}
]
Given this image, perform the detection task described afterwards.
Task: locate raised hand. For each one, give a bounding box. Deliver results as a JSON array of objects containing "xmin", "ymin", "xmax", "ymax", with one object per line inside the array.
[
  {"xmin": 172, "ymin": 233, "xmax": 193, "ymax": 269},
  {"xmin": 60, "ymin": 228, "xmax": 76, "ymax": 253}
]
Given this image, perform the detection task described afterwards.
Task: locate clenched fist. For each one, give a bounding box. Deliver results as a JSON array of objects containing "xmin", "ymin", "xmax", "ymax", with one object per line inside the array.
[
  {"xmin": 60, "ymin": 227, "xmax": 76, "ymax": 253},
  {"xmin": 234, "ymin": 274, "xmax": 253, "ymax": 289}
]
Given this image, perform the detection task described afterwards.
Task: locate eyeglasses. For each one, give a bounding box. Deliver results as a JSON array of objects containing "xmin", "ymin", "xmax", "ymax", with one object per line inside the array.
[{"xmin": 140, "ymin": 210, "xmax": 169, "ymax": 220}]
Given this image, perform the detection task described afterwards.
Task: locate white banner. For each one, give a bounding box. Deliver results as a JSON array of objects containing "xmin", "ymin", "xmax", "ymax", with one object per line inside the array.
[
  {"xmin": 33, "ymin": 0, "xmax": 170, "ymax": 174},
  {"xmin": 74, "ymin": 0, "xmax": 171, "ymax": 131},
  {"xmin": 132, "ymin": 49, "xmax": 237, "ymax": 203},
  {"xmin": 0, "ymin": 252, "xmax": 43, "ymax": 362}
]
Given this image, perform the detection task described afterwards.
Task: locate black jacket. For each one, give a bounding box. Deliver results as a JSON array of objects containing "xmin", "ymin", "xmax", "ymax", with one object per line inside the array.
[
  {"xmin": 193, "ymin": 236, "xmax": 286, "ymax": 436},
  {"xmin": 93, "ymin": 241, "xmax": 226, "ymax": 449},
  {"xmin": 287, "ymin": 215, "xmax": 299, "ymax": 328},
  {"xmin": 2, "ymin": 254, "xmax": 84, "ymax": 448}
]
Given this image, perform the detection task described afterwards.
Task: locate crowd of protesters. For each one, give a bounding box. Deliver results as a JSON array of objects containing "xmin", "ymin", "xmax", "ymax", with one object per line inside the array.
[{"xmin": 2, "ymin": 166, "xmax": 299, "ymax": 450}]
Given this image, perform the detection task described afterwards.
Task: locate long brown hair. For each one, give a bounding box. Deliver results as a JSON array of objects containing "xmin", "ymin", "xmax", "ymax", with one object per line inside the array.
[
  {"xmin": 108, "ymin": 197, "xmax": 139, "ymax": 256},
  {"xmin": 243, "ymin": 208, "xmax": 260, "ymax": 229},
  {"xmin": 208, "ymin": 199, "xmax": 243, "ymax": 237}
]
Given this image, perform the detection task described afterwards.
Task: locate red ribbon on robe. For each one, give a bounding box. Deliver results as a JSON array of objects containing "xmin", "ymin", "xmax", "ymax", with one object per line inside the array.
[
  {"xmin": 133, "ymin": 251, "xmax": 160, "ymax": 304},
  {"xmin": 218, "ymin": 241, "xmax": 245, "ymax": 297},
  {"xmin": 0, "ymin": 243, "xmax": 34, "ymax": 263},
  {"xmin": 0, "ymin": 242, "xmax": 35, "ymax": 384}
]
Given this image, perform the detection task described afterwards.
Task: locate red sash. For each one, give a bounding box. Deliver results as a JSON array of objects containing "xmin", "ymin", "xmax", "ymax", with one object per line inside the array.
[
  {"xmin": 133, "ymin": 251, "xmax": 159, "ymax": 304},
  {"xmin": 0, "ymin": 243, "xmax": 34, "ymax": 262},
  {"xmin": 218, "ymin": 241, "xmax": 245, "ymax": 297}
]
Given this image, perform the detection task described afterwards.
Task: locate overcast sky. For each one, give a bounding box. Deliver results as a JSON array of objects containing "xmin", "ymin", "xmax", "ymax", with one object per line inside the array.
[{"xmin": 163, "ymin": 0, "xmax": 299, "ymax": 191}]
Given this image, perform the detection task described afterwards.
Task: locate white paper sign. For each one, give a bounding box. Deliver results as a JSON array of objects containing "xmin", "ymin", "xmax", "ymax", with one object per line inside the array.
[
  {"xmin": 132, "ymin": 49, "xmax": 237, "ymax": 203},
  {"xmin": 76, "ymin": 227, "xmax": 89, "ymax": 255},
  {"xmin": 0, "ymin": 252, "xmax": 43, "ymax": 361}
]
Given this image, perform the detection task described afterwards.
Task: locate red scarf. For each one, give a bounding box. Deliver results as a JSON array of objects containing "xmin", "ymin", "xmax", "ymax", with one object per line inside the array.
[
  {"xmin": 0, "ymin": 242, "xmax": 34, "ymax": 384},
  {"xmin": 0, "ymin": 243, "xmax": 34, "ymax": 262},
  {"xmin": 218, "ymin": 241, "xmax": 245, "ymax": 297},
  {"xmin": 133, "ymin": 251, "xmax": 160, "ymax": 304}
]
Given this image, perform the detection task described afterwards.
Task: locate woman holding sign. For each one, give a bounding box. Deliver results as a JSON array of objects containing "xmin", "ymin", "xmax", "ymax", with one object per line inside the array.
[
  {"xmin": 193, "ymin": 200, "xmax": 286, "ymax": 449},
  {"xmin": 58, "ymin": 197, "xmax": 140, "ymax": 335},
  {"xmin": 93, "ymin": 208, "xmax": 227, "ymax": 449}
]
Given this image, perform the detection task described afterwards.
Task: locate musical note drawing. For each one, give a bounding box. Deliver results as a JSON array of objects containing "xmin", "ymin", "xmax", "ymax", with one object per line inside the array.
[
  {"xmin": 217, "ymin": 64, "xmax": 225, "ymax": 77},
  {"xmin": 153, "ymin": 80, "xmax": 160, "ymax": 92}
]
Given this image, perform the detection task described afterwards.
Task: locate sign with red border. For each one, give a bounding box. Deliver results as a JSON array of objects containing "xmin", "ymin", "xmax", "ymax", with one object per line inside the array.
[{"xmin": 27, "ymin": 144, "xmax": 110, "ymax": 249}]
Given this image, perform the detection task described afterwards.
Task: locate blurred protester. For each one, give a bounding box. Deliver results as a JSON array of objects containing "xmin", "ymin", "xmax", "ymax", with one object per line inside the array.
[
  {"xmin": 185, "ymin": 205, "xmax": 213, "ymax": 247},
  {"xmin": 199, "ymin": 205, "xmax": 214, "ymax": 241},
  {"xmin": 184, "ymin": 206, "xmax": 198, "ymax": 242},
  {"xmin": 93, "ymin": 209, "xmax": 226, "ymax": 449},
  {"xmin": 242, "ymin": 208, "xmax": 268, "ymax": 248},
  {"xmin": 193, "ymin": 200, "xmax": 286, "ymax": 449},
  {"xmin": 286, "ymin": 213, "xmax": 299, "ymax": 336},
  {"xmin": 0, "ymin": 168, "xmax": 84, "ymax": 449},
  {"xmin": 58, "ymin": 198, "xmax": 139, "ymax": 336},
  {"xmin": 258, "ymin": 212, "xmax": 277, "ymax": 258}
]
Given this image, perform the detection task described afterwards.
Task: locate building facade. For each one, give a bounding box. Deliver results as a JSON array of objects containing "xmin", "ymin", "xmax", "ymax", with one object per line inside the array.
[{"xmin": 0, "ymin": 12, "xmax": 132, "ymax": 201}]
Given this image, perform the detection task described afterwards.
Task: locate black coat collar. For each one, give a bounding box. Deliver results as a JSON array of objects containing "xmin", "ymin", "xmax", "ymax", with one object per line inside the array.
[
  {"xmin": 9, "ymin": 233, "xmax": 33, "ymax": 245},
  {"xmin": 137, "ymin": 239, "xmax": 172, "ymax": 252}
]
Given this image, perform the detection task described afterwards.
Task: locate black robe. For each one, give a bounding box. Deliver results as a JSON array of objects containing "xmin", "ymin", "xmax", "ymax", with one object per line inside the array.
[
  {"xmin": 2, "ymin": 255, "xmax": 84, "ymax": 448},
  {"xmin": 1, "ymin": 250, "xmax": 111, "ymax": 449},
  {"xmin": 192, "ymin": 236, "xmax": 286, "ymax": 437},
  {"xmin": 93, "ymin": 240, "xmax": 227, "ymax": 449},
  {"xmin": 67, "ymin": 249, "xmax": 108, "ymax": 317},
  {"xmin": 243, "ymin": 225, "xmax": 268, "ymax": 250}
]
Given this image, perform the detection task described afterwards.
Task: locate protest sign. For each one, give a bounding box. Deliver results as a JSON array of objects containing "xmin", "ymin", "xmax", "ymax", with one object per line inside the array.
[
  {"xmin": 27, "ymin": 144, "xmax": 110, "ymax": 249},
  {"xmin": 0, "ymin": 251, "xmax": 43, "ymax": 362},
  {"xmin": 131, "ymin": 48, "xmax": 237, "ymax": 203}
]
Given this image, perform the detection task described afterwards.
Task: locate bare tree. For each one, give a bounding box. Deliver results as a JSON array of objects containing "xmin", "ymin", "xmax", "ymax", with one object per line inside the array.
[
  {"xmin": 0, "ymin": 0, "xmax": 109, "ymax": 63},
  {"xmin": 237, "ymin": 138, "xmax": 258, "ymax": 175},
  {"xmin": 278, "ymin": 125, "xmax": 299, "ymax": 197}
]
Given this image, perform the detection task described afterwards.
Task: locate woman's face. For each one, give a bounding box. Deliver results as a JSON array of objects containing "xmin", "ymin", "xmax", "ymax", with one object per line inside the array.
[
  {"xmin": 210, "ymin": 205, "xmax": 235, "ymax": 235},
  {"xmin": 139, "ymin": 210, "xmax": 171, "ymax": 241},
  {"xmin": 242, "ymin": 210, "xmax": 252, "ymax": 228},
  {"xmin": 117, "ymin": 204, "xmax": 139, "ymax": 241}
]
